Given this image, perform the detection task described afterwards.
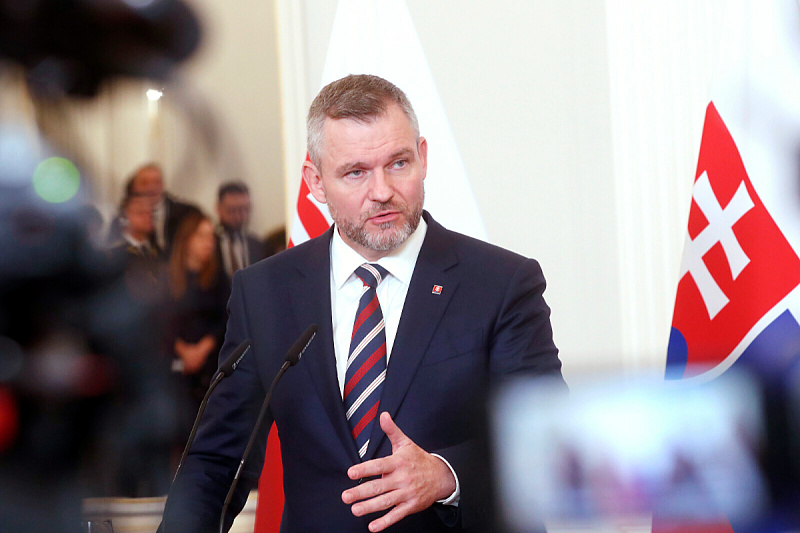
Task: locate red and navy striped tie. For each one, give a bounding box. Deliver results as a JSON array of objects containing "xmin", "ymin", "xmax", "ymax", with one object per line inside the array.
[{"xmin": 344, "ymin": 263, "xmax": 389, "ymax": 458}]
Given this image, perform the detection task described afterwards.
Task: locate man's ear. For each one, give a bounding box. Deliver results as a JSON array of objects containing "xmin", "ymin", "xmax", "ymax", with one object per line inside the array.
[
  {"xmin": 418, "ymin": 136, "xmax": 428, "ymax": 180},
  {"xmin": 302, "ymin": 159, "xmax": 327, "ymax": 204}
]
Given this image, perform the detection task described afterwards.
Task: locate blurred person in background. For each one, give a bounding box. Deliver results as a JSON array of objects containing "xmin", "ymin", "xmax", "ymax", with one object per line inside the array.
[
  {"xmin": 0, "ymin": 0, "xmax": 201, "ymax": 528},
  {"xmin": 214, "ymin": 181, "xmax": 272, "ymax": 281},
  {"xmin": 100, "ymin": 192, "xmax": 175, "ymax": 498},
  {"xmin": 109, "ymin": 193, "xmax": 162, "ymax": 294},
  {"xmin": 109, "ymin": 163, "xmax": 198, "ymax": 258},
  {"xmin": 167, "ymin": 210, "xmax": 230, "ymax": 452}
]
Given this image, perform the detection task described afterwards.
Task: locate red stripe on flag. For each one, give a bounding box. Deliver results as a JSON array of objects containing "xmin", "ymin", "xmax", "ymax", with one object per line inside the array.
[{"xmin": 296, "ymin": 180, "xmax": 330, "ymax": 238}]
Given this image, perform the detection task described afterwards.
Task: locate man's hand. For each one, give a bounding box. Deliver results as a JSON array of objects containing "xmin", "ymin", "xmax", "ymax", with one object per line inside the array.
[{"xmin": 341, "ymin": 412, "xmax": 456, "ymax": 532}]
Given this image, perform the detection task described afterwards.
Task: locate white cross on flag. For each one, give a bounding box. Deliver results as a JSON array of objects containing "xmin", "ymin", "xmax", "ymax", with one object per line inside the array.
[
  {"xmin": 667, "ymin": 0, "xmax": 800, "ymax": 384},
  {"xmin": 657, "ymin": 3, "xmax": 800, "ymax": 531}
]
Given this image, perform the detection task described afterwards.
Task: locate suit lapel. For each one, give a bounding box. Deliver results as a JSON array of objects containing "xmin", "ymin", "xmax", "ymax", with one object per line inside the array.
[
  {"xmin": 289, "ymin": 229, "xmax": 361, "ymax": 463},
  {"xmin": 364, "ymin": 215, "xmax": 459, "ymax": 459}
]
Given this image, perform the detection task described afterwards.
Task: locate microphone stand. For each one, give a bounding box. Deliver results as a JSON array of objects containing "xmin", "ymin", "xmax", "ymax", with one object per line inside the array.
[{"xmin": 218, "ymin": 359, "xmax": 291, "ymax": 533}]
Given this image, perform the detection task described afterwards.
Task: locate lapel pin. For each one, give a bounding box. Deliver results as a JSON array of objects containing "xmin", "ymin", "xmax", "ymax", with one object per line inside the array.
[{"xmin": 432, "ymin": 285, "xmax": 443, "ymax": 295}]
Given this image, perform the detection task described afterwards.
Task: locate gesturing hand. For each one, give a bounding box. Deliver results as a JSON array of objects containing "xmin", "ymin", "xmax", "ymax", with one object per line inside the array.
[{"xmin": 341, "ymin": 412, "xmax": 456, "ymax": 532}]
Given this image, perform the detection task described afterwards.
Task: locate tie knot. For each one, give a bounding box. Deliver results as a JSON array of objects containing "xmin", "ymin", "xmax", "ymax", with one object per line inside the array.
[{"xmin": 355, "ymin": 263, "xmax": 388, "ymax": 289}]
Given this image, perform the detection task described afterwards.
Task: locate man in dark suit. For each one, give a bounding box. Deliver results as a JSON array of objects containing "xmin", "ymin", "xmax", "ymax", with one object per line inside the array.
[
  {"xmin": 108, "ymin": 163, "xmax": 198, "ymax": 258},
  {"xmin": 108, "ymin": 193, "xmax": 162, "ymax": 299},
  {"xmin": 214, "ymin": 181, "xmax": 271, "ymax": 281},
  {"xmin": 160, "ymin": 74, "xmax": 565, "ymax": 532}
]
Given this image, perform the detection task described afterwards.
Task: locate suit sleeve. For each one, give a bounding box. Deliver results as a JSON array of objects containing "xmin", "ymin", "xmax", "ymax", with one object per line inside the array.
[
  {"xmin": 488, "ymin": 258, "xmax": 563, "ymax": 380},
  {"xmin": 435, "ymin": 257, "xmax": 565, "ymax": 531},
  {"xmin": 159, "ymin": 272, "xmax": 272, "ymax": 533}
]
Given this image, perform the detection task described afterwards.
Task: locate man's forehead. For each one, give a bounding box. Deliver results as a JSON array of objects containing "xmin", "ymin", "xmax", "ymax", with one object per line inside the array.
[
  {"xmin": 221, "ymin": 192, "xmax": 250, "ymax": 204},
  {"xmin": 134, "ymin": 170, "xmax": 162, "ymax": 188},
  {"xmin": 139, "ymin": 168, "xmax": 161, "ymax": 179},
  {"xmin": 324, "ymin": 114, "xmax": 415, "ymax": 150}
]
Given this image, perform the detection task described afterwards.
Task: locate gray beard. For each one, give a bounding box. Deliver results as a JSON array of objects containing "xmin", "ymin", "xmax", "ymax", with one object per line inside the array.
[{"xmin": 330, "ymin": 194, "xmax": 424, "ymax": 253}]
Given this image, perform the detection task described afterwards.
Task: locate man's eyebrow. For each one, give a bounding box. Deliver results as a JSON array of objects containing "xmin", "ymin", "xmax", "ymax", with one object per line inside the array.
[
  {"xmin": 389, "ymin": 148, "xmax": 414, "ymax": 161},
  {"xmin": 334, "ymin": 148, "xmax": 415, "ymax": 176},
  {"xmin": 335, "ymin": 161, "xmax": 365, "ymax": 176}
]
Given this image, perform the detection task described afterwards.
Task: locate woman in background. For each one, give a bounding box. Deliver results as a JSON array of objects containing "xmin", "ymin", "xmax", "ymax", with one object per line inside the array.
[{"xmin": 168, "ymin": 210, "xmax": 230, "ymax": 433}]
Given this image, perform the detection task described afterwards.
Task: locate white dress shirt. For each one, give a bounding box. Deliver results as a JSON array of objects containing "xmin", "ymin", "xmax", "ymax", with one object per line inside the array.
[
  {"xmin": 218, "ymin": 228, "xmax": 250, "ymax": 277},
  {"xmin": 328, "ymin": 217, "xmax": 460, "ymax": 506},
  {"xmin": 153, "ymin": 198, "xmax": 166, "ymax": 251}
]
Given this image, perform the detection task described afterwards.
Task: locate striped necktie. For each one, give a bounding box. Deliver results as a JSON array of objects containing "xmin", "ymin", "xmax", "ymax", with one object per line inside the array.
[{"xmin": 344, "ymin": 263, "xmax": 389, "ymax": 458}]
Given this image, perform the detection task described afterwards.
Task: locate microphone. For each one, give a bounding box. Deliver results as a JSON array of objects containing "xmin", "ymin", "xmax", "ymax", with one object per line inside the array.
[
  {"xmin": 218, "ymin": 325, "xmax": 317, "ymax": 533},
  {"xmin": 218, "ymin": 339, "xmax": 252, "ymax": 377},
  {"xmin": 173, "ymin": 339, "xmax": 252, "ymax": 482}
]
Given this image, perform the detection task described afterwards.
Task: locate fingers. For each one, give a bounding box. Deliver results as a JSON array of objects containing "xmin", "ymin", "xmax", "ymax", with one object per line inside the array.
[
  {"xmin": 367, "ymin": 503, "xmax": 414, "ymax": 533},
  {"xmin": 347, "ymin": 455, "xmax": 394, "ymax": 481},
  {"xmin": 348, "ymin": 484, "xmax": 400, "ymax": 515},
  {"xmin": 342, "ymin": 414, "xmax": 439, "ymax": 529},
  {"xmin": 379, "ymin": 412, "xmax": 409, "ymax": 450},
  {"xmin": 345, "ymin": 483, "xmax": 417, "ymax": 532},
  {"xmin": 342, "ymin": 475, "xmax": 391, "ymax": 505}
]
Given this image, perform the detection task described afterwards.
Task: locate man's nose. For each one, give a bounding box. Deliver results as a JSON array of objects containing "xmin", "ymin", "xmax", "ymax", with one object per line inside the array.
[{"xmin": 369, "ymin": 169, "xmax": 393, "ymax": 202}]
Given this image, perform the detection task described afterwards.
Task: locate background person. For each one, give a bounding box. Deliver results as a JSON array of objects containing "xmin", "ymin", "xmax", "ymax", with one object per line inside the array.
[
  {"xmin": 215, "ymin": 181, "xmax": 272, "ymax": 280},
  {"xmin": 109, "ymin": 163, "xmax": 199, "ymax": 258},
  {"xmin": 166, "ymin": 210, "xmax": 230, "ymax": 448}
]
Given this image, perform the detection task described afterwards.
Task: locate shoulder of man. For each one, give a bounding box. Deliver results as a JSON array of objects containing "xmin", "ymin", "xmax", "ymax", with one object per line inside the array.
[
  {"xmin": 237, "ymin": 228, "xmax": 332, "ymax": 280},
  {"xmin": 423, "ymin": 212, "xmax": 535, "ymax": 274}
]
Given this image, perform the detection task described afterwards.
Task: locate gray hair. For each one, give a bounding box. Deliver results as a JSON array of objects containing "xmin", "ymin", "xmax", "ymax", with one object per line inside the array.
[{"xmin": 306, "ymin": 74, "xmax": 420, "ymax": 169}]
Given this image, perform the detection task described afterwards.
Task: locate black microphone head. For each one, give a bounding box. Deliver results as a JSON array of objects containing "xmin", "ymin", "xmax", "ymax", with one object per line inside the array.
[
  {"xmin": 219, "ymin": 339, "xmax": 252, "ymax": 377},
  {"xmin": 285, "ymin": 325, "xmax": 317, "ymax": 366}
]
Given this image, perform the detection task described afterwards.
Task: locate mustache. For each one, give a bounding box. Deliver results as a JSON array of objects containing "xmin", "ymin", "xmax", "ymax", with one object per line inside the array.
[{"xmin": 362, "ymin": 201, "xmax": 405, "ymax": 219}]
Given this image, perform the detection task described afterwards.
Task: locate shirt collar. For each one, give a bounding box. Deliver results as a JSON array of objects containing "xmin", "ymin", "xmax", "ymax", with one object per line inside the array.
[
  {"xmin": 331, "ymin": 217, "xmax": 428, "ymax": 289},
  {"xmin": 123, "ymin": 232, "xmax": 148, "ymax": 249}
]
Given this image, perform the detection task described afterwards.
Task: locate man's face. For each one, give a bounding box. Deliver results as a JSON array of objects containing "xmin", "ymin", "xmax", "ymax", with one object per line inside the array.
[
  {"xmin": 303, "ymin": 103, "xmax": 427, "ymax": 261},
  {"xmin": 125, "ymin": 196, "xmax": 154, "ymax": 237},
  {"xmin": 132, "ymin": 167, "xmax": 164, "ymax": 206},
  {"xmin": 217, "ymin": 192, "xmax": 251, "ymax": 232}
]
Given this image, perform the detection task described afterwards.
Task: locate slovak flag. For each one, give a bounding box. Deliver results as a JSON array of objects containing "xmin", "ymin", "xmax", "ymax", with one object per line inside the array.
[
  {"xmin": 662, "ymin": 1, "xmax": 800, "ymax": 530},
  {"xmin": 667, "ymin": 0, "xmax": 800, "ymax": 386},
  {"xmin": 666, "ymin": 101, "xmax": 800, "ymax": 381}
]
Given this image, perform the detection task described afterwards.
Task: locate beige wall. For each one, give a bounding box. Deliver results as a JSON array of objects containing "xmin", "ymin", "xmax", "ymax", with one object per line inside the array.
[{"xmin": 181, "ymin": 0, "xmax": 285, "ymax": 237}]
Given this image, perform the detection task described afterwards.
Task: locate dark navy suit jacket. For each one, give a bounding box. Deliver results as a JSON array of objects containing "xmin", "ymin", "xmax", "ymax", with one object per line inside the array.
[{"xmin": 160, "ymin": 212, "xmax": 564, "ymax": 532}]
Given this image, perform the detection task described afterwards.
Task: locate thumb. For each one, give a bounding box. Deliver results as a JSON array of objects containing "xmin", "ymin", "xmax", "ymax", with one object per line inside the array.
[{"xmin": 380, "ymin": 412, "xmax": 410, "ymax": 450}]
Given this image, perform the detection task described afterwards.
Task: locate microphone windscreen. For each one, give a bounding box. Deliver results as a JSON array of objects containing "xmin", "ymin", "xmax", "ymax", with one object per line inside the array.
[
  {"xmin": 219, "ymin": 339, "xmax": 252, "ymax": 377},
  {"xmin": 285, "ymin": 325, "xmax": 318, "ymax": 366}
]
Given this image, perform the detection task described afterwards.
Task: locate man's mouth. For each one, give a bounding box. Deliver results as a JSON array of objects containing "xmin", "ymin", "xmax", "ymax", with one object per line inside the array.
[{"xmin": 368, "ymin": 210, "xmax": 400, "ymax": 225}]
